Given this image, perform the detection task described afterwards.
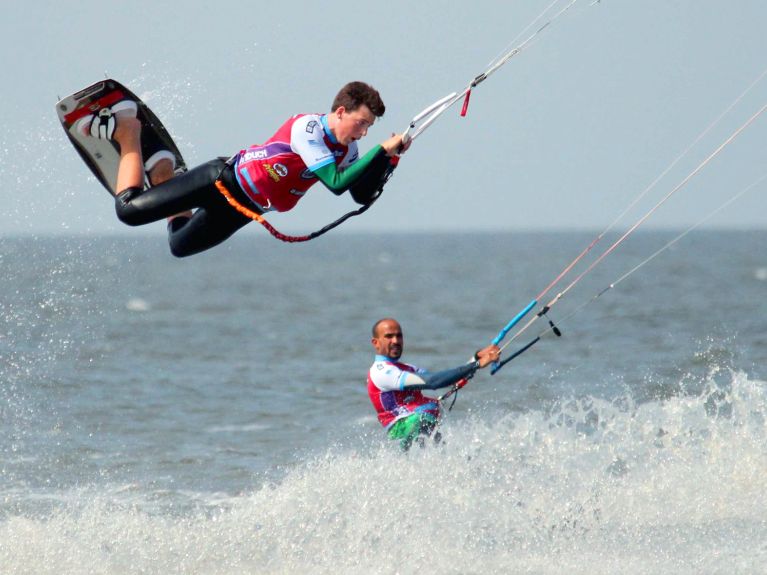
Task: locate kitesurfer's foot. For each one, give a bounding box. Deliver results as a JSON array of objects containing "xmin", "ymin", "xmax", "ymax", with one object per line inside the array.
[
  {"xmin": 112, "ymin": 116, "xmax": 142, "ymax": 150},
  {"xmin": 75, "ymin": 100, "xmax": 138, "ymax": 140},
  {"xmin": 145, "ymin": 150, "xmax": 177, "ymax": 180}
]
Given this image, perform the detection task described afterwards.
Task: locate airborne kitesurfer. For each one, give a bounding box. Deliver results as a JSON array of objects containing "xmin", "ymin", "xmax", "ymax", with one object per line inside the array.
[
  {"xmin": 76, "ymin": 81, "xmax": 409, "ymax": 257},
  {"xmin": 367, "ymin": 318, "xmax": 500, "ymax": 451}
]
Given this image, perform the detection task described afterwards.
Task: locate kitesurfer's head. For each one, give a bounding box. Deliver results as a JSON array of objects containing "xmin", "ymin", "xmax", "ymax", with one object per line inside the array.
[
  {"xmin": 371, "ymin": 317, "xmax": 403, "ymax": 360},
  {"xmin": 329, "ymin": 81, "xmax": 385, "ymax": 146}
]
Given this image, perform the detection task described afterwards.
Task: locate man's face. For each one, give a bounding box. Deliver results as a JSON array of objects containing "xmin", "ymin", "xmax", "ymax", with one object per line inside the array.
[
  {"xmin": 372, "ymin": 319, "xmax": 403, "ymax": 360},
  {"xmin": 332, "ymin": 104, "xmax": 375, "ymax": 146}
]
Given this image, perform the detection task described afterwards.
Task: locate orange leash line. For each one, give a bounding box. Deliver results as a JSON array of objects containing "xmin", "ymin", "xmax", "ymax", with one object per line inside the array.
[
  {"xmin": 214, "ymin": 178, "xmax": 266, "ymax": 224},
  {"xmin": 214, "ymin": 178, "xmax": 306, "ymax": 243},
  {"xmin": 214, "ymin": 177, "xmax": 366, "ymax": 243}
]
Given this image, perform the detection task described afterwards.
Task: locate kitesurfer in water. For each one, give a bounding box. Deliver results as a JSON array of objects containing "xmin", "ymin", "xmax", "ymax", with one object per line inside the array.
[
  {"xmin": 367, "ymin": 318, "xmax": 500, "ymax": 451},
  {"xmin": 76, "ymin": 82, "xmax": 409, "ymax": 257}
]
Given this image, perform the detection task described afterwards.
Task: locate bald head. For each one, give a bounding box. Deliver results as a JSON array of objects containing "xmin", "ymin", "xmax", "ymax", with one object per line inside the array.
[
  {"xmin": 372, "ymin": 317, "xmax": 399, "ymax": 337},
  {"xmin": 371, "ymin": 318, "xmax": 403, "ymax": 360}
]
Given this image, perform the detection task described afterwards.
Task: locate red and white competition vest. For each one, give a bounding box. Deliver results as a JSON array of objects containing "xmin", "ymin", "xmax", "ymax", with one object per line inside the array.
[
  {"xmin": 367, "ymin": 356, "xmax": 441, "ymax": 429},
  {"xmin": 233, "ymin": 114, "xmax": 359, "ymax": 212}
]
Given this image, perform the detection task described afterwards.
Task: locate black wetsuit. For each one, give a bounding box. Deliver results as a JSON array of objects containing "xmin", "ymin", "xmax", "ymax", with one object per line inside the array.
[
  {"xmin": 114, "ymin": 151, "xmax": 390, "ymax": 258},
  {"xmin": 115, "ymin": 158, "xmax": 251, "ymax": 257}
]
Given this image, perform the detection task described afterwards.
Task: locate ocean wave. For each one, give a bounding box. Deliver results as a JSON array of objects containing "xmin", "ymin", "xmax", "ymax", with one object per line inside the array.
[{"xmin": 2, "ymin": 370, "xmax": 766, "ymax": 574}]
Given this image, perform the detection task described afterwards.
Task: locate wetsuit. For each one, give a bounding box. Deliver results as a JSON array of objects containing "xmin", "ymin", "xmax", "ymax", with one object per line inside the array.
[
  {"xmin": 367, "ymin": 355, "xmax": 480, "ymax": 450},
  {"xmin": 115, "ymin": 114, "xmax": 392, "ymax": 257}
]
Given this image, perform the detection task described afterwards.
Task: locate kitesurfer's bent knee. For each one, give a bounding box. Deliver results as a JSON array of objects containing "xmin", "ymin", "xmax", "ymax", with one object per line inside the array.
[
  {"xmin": 114, "ymin": 187, "xmax": 151, "ymax": 226},
  {"xmin": 114, "ymin": 159, "xmax": 225, "ymax": 226}
]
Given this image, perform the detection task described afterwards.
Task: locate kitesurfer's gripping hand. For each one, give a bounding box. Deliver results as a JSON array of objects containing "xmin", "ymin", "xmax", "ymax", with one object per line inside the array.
[
  {"xmin": 381, "ymin": 132, "xmax": 412, "ymax": 156},
  {"xmin": 474, "ymin": 344, "xmax": 501, "ymax": 369}
]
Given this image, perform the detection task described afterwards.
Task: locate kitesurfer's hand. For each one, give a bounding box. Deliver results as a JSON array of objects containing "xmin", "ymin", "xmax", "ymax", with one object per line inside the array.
[
  {"xmin": 475, "ymin": 345, "xmax": 501, "ymax": 368},
  {"xmin": 381, "ymin": 133, "xmax": 411, "ymax": 156}
]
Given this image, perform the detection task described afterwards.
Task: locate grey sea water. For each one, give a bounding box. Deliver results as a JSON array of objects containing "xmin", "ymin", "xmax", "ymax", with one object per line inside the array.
[{"xmin": 1, "ymin": 230, "xmax": 766, "ymax": 574}]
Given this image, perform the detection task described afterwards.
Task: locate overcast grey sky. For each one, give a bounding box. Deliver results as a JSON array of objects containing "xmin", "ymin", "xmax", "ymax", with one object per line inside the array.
[{"xmin": 1, "ymin": 0, "xmax": 765, "ymax": 236}]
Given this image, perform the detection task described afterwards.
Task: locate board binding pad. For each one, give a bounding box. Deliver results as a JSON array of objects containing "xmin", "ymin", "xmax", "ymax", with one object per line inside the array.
[{"xmin": 56, "ymin": 78, "xmax": 187, "ymax": 196}]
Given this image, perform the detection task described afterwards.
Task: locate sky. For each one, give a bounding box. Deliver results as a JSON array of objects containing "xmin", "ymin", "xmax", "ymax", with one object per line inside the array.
[{"xmin": 1, "ymin": 0, "xmax": 765, "ymax": 236}]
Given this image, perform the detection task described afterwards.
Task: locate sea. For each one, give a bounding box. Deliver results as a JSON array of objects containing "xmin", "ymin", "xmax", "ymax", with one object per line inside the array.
[{"xmin": 1, "ymin": 230, "xmax": 766, "ymax": 574}]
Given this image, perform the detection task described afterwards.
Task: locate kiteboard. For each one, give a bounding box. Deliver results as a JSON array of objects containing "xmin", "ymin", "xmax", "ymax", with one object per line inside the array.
[{"xmin": 56, "ymin": 78, "xmax": 186, "ymax": 196}]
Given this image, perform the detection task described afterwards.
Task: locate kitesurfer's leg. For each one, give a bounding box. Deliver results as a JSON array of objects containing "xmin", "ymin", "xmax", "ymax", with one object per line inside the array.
[
  {"xmin": 114, "ymin": 155, "xmax": 252, "ymax": 256},
  {"xmin": 113, "ymin": 158, "xmax": 217, "ymax": 225},
  {"xmin": 112, "ymin": 116, "xmax": 144, "ymax": 195},
  {"xmin": 142, "ymin": 134, "xmax": 194, "ymax": 223},
  {"xmin": 113, "ymin": 115, "xmax": 193, "ymax": 224},
  {"xmin": 166, "ymin": 205, "xmax": 250, "ymax": 257},
  {"xmin": 388, "ymin": 412, "xmax": 440, "ymax": 452},
  {"xmin": 145, "ymin": 157, "xmax": 194, "ymax": 223}
]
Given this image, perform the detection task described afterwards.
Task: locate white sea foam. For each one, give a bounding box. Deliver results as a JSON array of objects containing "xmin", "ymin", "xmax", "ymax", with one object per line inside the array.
[{"xmin": 2, "ymin": 370, "xmax": 765, "ymax": 574}]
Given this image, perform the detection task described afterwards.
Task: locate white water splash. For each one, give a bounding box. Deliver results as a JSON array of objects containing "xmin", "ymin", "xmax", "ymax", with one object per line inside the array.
[{"xmin": 2, "ymin": 370, "xmax": 765, "ymax": 574}]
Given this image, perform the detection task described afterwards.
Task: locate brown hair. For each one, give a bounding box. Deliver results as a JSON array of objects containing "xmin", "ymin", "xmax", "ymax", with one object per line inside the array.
[{"xmin": 332, "ymin": 81, "xmax": 385, "ymax": 117}]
